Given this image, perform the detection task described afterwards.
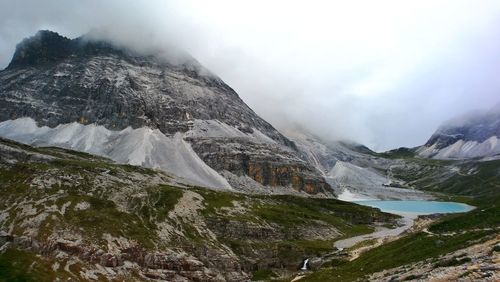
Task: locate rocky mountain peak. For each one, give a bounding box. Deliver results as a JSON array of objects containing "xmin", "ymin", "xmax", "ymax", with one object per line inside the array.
[
  {"xmin": 425, "ymin": 106, "xmax": 500, "ymax": 148},
  {"xmin": 418, "ymin": 103, "xmax": 500, "ymax": 159},
  {"xmin": 6, "ymin": 30, "xmax": 135, "ymax": 70},
  {"xmin": 0, "ymin": 30, "xmax": 331, "ymax": 194},
  {"xmin": 7, "ymin": 30, "xmax": 73, "ymax": 69}
]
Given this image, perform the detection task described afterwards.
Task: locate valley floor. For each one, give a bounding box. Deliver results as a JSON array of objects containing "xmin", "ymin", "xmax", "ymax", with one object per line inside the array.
[{"xmin": 301, "ymin": 193, "xmax": 500, "ymax": 282}]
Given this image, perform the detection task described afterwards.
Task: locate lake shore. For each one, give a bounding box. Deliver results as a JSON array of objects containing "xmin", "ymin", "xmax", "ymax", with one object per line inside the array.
[{"xmin": 334, "ymin": 200, "xmax": 475, "ymax": 249}]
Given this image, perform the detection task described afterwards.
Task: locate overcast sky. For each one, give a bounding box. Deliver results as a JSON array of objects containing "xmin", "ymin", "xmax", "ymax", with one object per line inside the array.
[{"xmin": 1, "ymin": 0, "xmax": 500, "ymax": 151}]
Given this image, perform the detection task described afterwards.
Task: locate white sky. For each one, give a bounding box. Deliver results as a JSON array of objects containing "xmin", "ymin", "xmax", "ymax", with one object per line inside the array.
[{"xmin": 1, "ymin": 0, "xmax": 500, "ymax": 150}]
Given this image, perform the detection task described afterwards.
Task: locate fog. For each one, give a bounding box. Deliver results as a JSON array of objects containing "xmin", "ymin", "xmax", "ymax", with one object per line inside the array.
[{"xmin": 1, "ymin": 0, "xmax": 500, "ymax": 151}]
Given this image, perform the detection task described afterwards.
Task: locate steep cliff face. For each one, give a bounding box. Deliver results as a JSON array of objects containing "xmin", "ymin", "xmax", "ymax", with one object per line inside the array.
[
  {"xmin": 0, "ymin": 30, "xmax": 329, "ymax": 194},
  {"xmin": 188, "ymin": 137, "xmax": 331, "ymax": 194}
]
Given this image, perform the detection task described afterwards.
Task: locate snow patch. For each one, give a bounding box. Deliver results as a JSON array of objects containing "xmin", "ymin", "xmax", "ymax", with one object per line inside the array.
[{"xmin": 337, "ymin": 189, "xmax": 375, "ymax": 202}]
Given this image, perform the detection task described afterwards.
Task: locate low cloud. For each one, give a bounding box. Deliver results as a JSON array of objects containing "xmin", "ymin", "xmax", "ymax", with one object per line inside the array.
[{"xmin": 1, "ymin": 0, "xmax": 500, "ymax": 150}]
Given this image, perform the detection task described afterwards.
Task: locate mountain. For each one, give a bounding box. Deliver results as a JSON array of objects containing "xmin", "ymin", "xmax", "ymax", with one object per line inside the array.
[
  {"xmin": 0, "ymin": 30, "xmax": 330, "ymax": 194},
  {"xmin": 1, "ymin": 30, "xmax": 498, "ymax": 282},
  {"xmin": 281, "ymin": 128, "xmax": 432, "ymax": 200},
  {"xmin": 417, "ymin": 104, "xmax": 500, "ymax": 159}
]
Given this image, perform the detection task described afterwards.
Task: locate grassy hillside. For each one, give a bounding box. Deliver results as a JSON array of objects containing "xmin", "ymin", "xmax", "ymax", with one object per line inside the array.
[
  {"xmin": 383, "ymin": 152, "xmax": 499, "ymax": 198},
  {"xmin": 303, "ymin": 153, "xmax": 500, "ymax": 282},
  {"xmin": 426, "ymin": 159, "xmax": 500, "ymax": 197},
  {"xmin": 303, "ymin": 195, "xmax": 499, "ymax": 281},
  {"xmin": 0, "ymin": 138, "xmax": 397, "ymax": 281}
]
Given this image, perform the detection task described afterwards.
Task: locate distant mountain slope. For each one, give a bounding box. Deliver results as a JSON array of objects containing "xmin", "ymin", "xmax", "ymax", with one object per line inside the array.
[
  {"xmin": 0, "ymin": 30, "xmax": 330, "ymax": 194},
  {"xmin": 281, "ymin": 128, "xmax": 432, "ymax": 200},
  {"xmin": 418, "ymin": 104, "xmax": 500, "ymax": 159}
]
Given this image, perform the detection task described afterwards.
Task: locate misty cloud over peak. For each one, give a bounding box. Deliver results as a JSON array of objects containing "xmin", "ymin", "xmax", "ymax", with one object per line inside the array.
[
  {"xmin": 438, "ymin": 103, "xmax": 500, "ymax": 130},
  {"xmin": 1, "ymin": 0, "xmax": 500, "ymax": 151}
]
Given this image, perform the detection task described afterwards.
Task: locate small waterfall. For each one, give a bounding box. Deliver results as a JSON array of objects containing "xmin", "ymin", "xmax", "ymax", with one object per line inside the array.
[{"xmin": 300, "ymin": 258, "xmax": 309, "ymax": 271}]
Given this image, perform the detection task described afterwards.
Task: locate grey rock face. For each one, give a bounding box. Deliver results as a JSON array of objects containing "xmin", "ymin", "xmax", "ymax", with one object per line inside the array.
[
  {"xmin": 188, "ymin": 137, "xmax": 331, "ymax": 193},
  {"xmin": 425, "ymin": 108, "xmax": 500, "ymax": 149},
  {"xmin": 0, "ymin": 30, "xmax": 330, "ymax": 194},
  {"xmin": 2, "ymin": 31, "xmax": 284, "ymax": 139},
  {"xmin": 418, "ymin": 104, "xmax": 500, "ymax": 159}
]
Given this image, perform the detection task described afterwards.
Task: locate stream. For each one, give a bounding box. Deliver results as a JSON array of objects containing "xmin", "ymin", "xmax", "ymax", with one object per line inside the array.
[{"xmin": 334, "ymin": 213, "xmax": 415, "ymax": 249}]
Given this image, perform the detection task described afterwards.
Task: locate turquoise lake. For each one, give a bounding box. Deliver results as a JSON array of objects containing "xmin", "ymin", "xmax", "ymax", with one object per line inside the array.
[{"xmin": 354, "ymin": 200, "xmax": 474, "ymax": 215}]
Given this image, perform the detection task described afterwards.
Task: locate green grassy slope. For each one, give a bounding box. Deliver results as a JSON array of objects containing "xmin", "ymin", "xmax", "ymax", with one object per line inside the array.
[
  {"xmin": 303, "ymin": 153, "xmax": 500, "ymax": 282},
  {"xmin": 0, "ymin": 137, "xmax": 397, "ymax": 281},
  {"xmin": 304, "ymin": 195, "xmax": 499, "ymax": 281}
]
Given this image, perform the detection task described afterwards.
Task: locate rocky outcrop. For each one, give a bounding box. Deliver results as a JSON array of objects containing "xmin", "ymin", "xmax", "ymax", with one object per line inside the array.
[
  {"xmin": 367, "ymin": 237, "xmax": 500, "ymax": 282},
  {"xmin": 188, "ymin": 138, "xmax": 331, "ymax": 194},
  {"xmin": 1, "ymin": 234, "xmax": 245, "ymax": 282}
]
